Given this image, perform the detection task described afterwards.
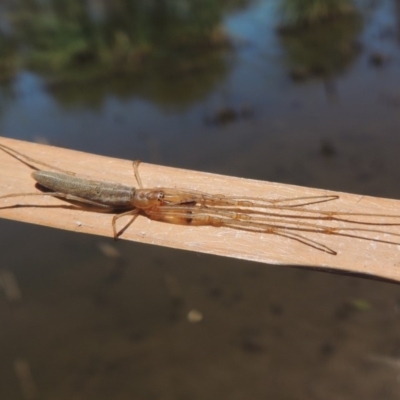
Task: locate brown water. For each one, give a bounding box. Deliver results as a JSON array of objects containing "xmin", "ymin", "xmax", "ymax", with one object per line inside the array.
[{"xmin": 1, "ymin": 1, "xmax": 400, "ymax": 399}]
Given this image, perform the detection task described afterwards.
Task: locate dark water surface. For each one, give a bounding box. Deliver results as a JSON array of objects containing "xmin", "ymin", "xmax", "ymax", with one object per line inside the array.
[{"xmin": 1, "ymin": 1, "xmax": 400, "ymax": 399}]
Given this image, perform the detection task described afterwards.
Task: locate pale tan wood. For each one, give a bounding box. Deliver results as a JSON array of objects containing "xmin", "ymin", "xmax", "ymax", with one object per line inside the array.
[{"xmin": 1, "ymin": 137, "xmax": 400, "ymax": 282}]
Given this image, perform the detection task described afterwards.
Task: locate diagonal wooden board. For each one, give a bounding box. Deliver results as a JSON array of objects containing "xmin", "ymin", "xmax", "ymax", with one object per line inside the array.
[{"xmin": 1, "ymin": 137, "xmax": 400, "ymax": 282}]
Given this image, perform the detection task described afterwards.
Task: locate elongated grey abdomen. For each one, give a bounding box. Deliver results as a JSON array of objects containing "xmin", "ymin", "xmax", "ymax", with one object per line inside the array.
[{"xmin": 32, "ymin": 171, "xmax": 135, "ymax": 208}]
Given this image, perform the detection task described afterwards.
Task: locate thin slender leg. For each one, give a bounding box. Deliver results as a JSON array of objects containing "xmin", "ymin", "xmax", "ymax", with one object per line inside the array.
[
  {"xmin": 0, "ymin": 192, "xmax": 113, "ymax": 208},
  {"xmin": 132, "ymin": 160, "xmax": 143, "ymax": 189},
  {"xmin": 0, "ymin": 143, "xmax": 76, "ymax": 175},
  {"xmin": 112, "ymin": 209, "xmax": 140, "ymax": 238}
]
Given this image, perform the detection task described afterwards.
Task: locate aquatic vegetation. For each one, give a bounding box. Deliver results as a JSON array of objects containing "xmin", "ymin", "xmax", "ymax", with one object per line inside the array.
[
  {"xmin": 279, "ymin": 8, "xmax": 362, "ymax": 80},
  {"xmin": 0, "ymin": 33, "xmax": 18, "ymax": 83},
  {"xmin": 6, "ymin": 0, "xmax": 235, "ymax": 75},
  {"xmin": 0, "ymin": 0, "xmax": 247, "ymax": 106},
  {"xmin": 279, "ymin": 0, "xmax": 356, "ymax": 31}
]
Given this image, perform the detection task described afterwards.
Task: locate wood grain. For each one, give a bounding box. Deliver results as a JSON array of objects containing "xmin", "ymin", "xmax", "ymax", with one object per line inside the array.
[{"xmin": 1, "ymin": 137, "xmax": 400, "ymax": 282}]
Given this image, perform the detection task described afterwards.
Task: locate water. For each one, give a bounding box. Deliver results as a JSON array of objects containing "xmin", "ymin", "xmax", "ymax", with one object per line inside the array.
[{"xmin": 1, "ymin": 0, "xmax": 400, "ymax": 399}]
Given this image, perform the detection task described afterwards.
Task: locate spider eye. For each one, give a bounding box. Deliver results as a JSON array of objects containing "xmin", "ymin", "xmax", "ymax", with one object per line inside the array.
[{"xmin": 158, "ymin": 192, "xmax": 165, "ymax": 201}]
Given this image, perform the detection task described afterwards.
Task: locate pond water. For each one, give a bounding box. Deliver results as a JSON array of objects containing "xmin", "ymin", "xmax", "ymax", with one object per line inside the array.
[{"xmin": 1, "ymin": 1, "xmax": 400, "ymax": 399}]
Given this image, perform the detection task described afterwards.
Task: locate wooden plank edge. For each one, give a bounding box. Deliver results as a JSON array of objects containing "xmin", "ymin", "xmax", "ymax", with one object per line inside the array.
[{"xmin": 1, "ymin": 137, "xmax": 400, "ymax": 282}]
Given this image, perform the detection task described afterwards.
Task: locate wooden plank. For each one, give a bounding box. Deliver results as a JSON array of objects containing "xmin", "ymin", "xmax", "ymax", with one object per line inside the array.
[{"xmin": 1, "ymin": 137, "xmax": 400, "ymax": 282}]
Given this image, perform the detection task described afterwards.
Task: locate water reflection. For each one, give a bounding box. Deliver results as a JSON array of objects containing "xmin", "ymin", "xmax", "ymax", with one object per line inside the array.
[
  {"xmin": 0, "ymin": 0, "xmax": 250, "ymax": 107},
  {"xmin": 279, "ymin": 14, "xmax": 362, "ymax": 81},
  {"xmin": 279, "ymin": 0, "xmax": 356, "ymax": 29},
  {"xmin": 2, "ymin": 2, "xmax": 400, "ymax": 398},
  {"xmin": 0, "ymin": 16, "xmax": 17, "ymax": 84},
  {"xmin": 396, "ymin": 0, "xmax": 400, "ymax": 43}
]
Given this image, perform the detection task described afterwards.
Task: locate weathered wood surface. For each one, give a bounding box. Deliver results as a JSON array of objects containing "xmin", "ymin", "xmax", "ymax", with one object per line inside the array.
[{"xmin": 1, "ymin": 137, "xmax": 400, "ymax": 282}]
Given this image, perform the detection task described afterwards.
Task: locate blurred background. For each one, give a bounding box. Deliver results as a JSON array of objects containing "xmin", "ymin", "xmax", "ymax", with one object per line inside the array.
[{"xmin": 1, "ymin": 0, "xmax": 400, "ymax": 399}]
